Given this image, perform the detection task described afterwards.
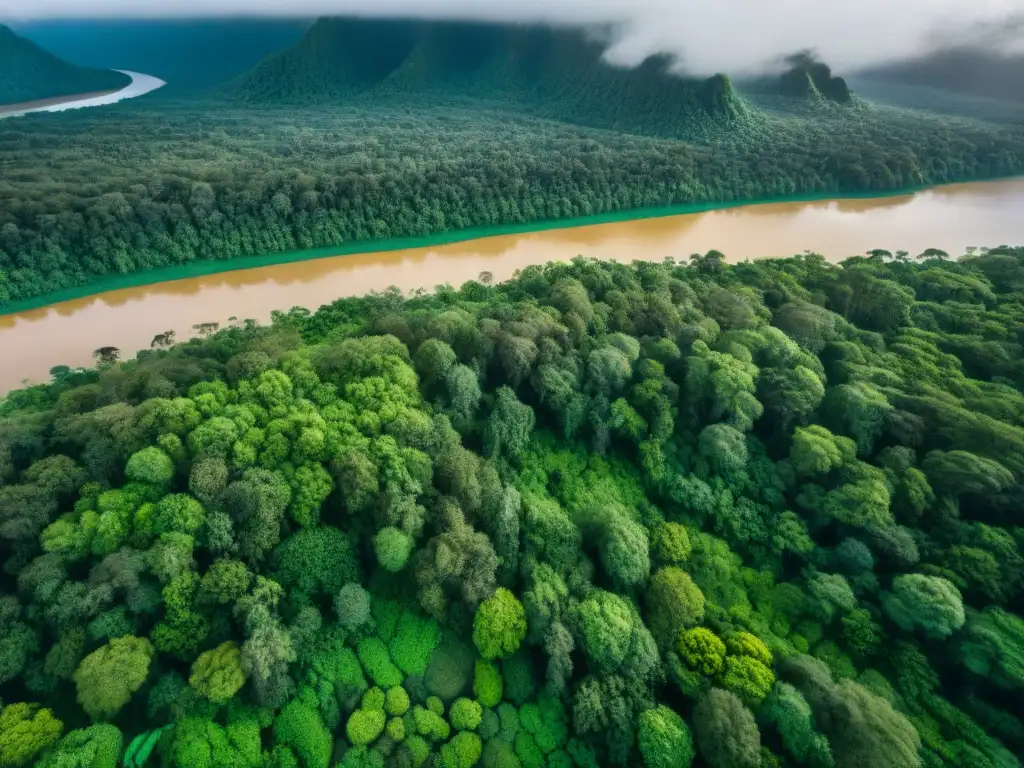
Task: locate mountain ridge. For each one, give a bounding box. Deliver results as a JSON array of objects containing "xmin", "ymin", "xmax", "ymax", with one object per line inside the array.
[
  {"xmin": 229, "ymin": 17, "xmax": 749, "ymax": 139},
  {"xmin": 0, "ymin": 24, "xmax": 131, "ymax": 105}
]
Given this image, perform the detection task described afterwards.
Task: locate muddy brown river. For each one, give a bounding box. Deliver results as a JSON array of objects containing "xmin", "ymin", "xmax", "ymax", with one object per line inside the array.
[{"xmin": 2, "ymin": 178, "xmax": 1023, "ymax": 394}]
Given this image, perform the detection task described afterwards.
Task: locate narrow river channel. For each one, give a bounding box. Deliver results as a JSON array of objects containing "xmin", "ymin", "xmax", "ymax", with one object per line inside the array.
[
  {"xmin": 0, "ymin": 71, "xmax": 166, "ymax": 118},
  {"xmin": 1, "ymin": 178, "xmax": 1023, "ymax": 394}
]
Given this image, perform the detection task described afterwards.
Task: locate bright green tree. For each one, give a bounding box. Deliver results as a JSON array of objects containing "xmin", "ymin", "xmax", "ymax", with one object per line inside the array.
[
  {"xmin": 473, "ymin": 589, "xmax": 527, "ymax": 661},
  {"xmin": 74, "ymin": 636, "xmax": 154, "ymax": 721}
]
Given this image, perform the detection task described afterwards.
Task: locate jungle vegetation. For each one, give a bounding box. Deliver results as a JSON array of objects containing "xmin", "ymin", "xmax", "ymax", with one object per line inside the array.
[
  {"xmin": 1, "ymin": 84, "xmax": 1023, "ymax": 307},
  {"xmin": 0, "ymin": 245, "xmax": 1022, "ymax": 768},
  {"xmin": 0, "ymin": 25, "xmax": 130, "ymax": 106}
]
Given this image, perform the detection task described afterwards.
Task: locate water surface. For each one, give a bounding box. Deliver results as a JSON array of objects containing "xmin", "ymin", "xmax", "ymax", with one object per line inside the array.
[
  {"xmin": 0, "ymin": 71, "xmax": 166, "ymax": 118},
  {"xmin": 1, "ymin": 178, "xmax": 1022, "ymax": 393}
]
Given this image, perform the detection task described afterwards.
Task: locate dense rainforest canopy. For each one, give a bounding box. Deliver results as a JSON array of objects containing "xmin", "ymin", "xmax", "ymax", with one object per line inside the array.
[
  {"xmin": 0, "ymin": 245, "xmax": 1022, "ymax": 767},
  {"xmin": 0, "ymin": 25, "xmax": 130, "ymax": 106}
]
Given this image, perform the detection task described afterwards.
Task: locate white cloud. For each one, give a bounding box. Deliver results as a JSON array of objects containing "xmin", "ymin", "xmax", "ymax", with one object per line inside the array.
[{"xmin": 4, "ymin": 0, "xmax": 1023, "ymax": 74}]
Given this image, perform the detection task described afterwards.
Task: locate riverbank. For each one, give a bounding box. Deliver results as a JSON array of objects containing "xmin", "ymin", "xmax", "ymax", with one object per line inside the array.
[
  {"xmin": 0, "ymin": 70, "xmax": 165, "ymax": 119},
  {"xmin": 1, "ymin": 176, "xmax": 1022, "ymax": 393},
  {"xmin": 0, "ymin": 87, "xmax": 120, "ymax": 116},
  {"xmin": 2, "ymin": 174, "xmax": 1020, "ymax": 317}
]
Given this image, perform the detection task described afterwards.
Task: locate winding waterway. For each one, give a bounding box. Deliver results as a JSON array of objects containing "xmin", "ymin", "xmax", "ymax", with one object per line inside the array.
[
  {"xmin": 1, "ymin": 178, "xmax": 1023, "ymax": 394},
  {"xmin": 0, "ymin": 70, "xmax": 166, "ymax": 118}
]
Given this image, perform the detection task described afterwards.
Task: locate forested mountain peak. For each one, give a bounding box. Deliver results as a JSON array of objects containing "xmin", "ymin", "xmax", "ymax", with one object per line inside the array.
[
  {"xmin": 230, "ymin": 16, "xmax": 749, "ymax": 139},
  {"xmin": 778, "ymin": 53, "xmax": 853, "ymax": 103},
  {"xmin": 0, "ymin": 24, "xmax": 131, "ymax": 105}
]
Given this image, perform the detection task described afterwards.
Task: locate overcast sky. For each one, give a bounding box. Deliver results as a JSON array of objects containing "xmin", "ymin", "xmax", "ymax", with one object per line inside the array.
[{"xmin": 4, "ymin": 0, "xmax": 1024, "ymax": 74}]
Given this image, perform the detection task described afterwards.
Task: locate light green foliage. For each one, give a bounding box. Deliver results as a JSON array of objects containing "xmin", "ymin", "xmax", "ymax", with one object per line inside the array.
[
  {"xmin": 789, "ymin": 426, "xmax": 854, "ymax": 477},
  {"xmin": 650, "ymin": 522, "xmax": 691, "ymax": 566},
  {"xmin": 473, "ymin": 589, "xmax": 527, "ymax": 661},
  {"xmin": 441, "ymin": 731, "xmax": 483, "ymax": 768},
  {"xmin": 883, "ymin": 575, "xmax": 965, "ymax": 639},
  {"xmin": 474, "ymin": 661, "xmax": 503, "ymax": 708},
  {"xmin": 678, "ymin": 628, "xmax": 727, "ymax": 676},
  {"xmin": 390, "ymin": 609, "xmax": 442, "ymax": 677},
  {"xmin": 74, "ymin": 636, "xmax": 154, "ymax": 721},
  {"xmin": 153, "ymin": 494, "xmax": 205, "ymax": 536},
  {"xmin": 402, "ymin": 735, "xmax": 431, "ymax": 767},
  {"xmin": 573, "ymin": 591, "xmax": 635, "ymax": 673},
  {"xmin": 287, "ymin": 463, "xmax": 333, "ymax": 527},
  {"xmin": 726, "ymin": 633, "xmax": 773, "ymax": 667},
  {"xmin": 646, "ymin": 568, "xmax": 706, "ymax": 649},
  {"xmin": 362, "ymin": 687, "xmax": 386, "ymax": 712},
  {"xmin": 820, "ymin": 474, "xmax": 893, "ymax": 530},
  {"xmin": 159, "ymin": 717, "xmax": 259, "ymax": 768},
  {"xmin": 346, "ymin": 708, "xmax": 386, "ymax": 747},
  {"xmin": 195, "ymin": 560, "xmax": 250, "ymax": 606},
  {"xmin": 275, "ymin": 700, "xmax": 332, "ymax": 768},
  {"xmin": 356, "ymin": 638, "xmax": 403, "ymax": 688},
  {"xmin": 0, "ymin": 702, "xmax": 63, "ymax": 768},
  {"xmin": 387, "ymin": 716, "xmax": 405, "ymax": 742},
  {"xmin": 189, "ymin": 642, "xmax": 246, "ymax": 704},
  {"xmin": 373, "ymin": 527, "xmax": 413, "ymax": 572},
  {"xmin": 412, "ymin": 705, "xmax": 451, "ymax": 742},
  {"xmin": 125, "ymin": 447, "xmax": 176, "ymax": 487},
  {"xmin": 638, "ymin": 705, "xmax": 695, "ymax": 768},
  {"xmin": 719, "ymin": 656, "xmax": 776, "ymax": 706},
  {"xmin": 383, "ymin": 685, "xmax": 408, "ymax": 715},
  {"xmin": 450, "ymin": 698, "xmax": 482, "ymax": 731},
  {"xmin": 514, "ymin": 731, "xmax": 544, "ymax": 768},
  {"xmin": 38, "ymin": 724, "xmax": 123, "ymax": 768}
]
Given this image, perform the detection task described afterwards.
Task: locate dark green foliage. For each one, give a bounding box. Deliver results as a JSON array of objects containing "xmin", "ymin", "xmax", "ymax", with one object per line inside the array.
[
  {"xmin": 693, "ymin": 689, "xmax": 761, "ymax": 768},
  {"xmin": 425, "ymin": 635, "xmax": 475, "ymax": 702}
]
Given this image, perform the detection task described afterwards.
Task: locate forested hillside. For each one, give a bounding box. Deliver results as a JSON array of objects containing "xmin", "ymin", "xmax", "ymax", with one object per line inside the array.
[
  {"xmin": 0, "ymin": 245, "xmax": 1023, "ymax": 767},
  {"xmin": 229, "ymin": 18, "xmax": 746, "ymax": 138},
  {"xmin": 0, "ymin": 25, "xmax": 130, "ymax": 105},
  {"xmin": 2, "ymin": 95, "xmax": 1023, "ymax": 307}
]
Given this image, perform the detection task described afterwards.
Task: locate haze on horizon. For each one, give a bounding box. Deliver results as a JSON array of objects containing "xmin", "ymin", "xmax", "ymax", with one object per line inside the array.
[{"xmin": 3, "ymin": 0, "xmax": 1023, "ymax": 76}]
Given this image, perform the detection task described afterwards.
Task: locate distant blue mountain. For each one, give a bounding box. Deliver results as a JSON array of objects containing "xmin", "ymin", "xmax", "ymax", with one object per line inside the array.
[
  {"xmin": 0, "ymin": 24, "xmax": 131, "ymax": 105},
  {"xmin": 10, "ymin": 19, "xmax": 311, "ymax": 92}
]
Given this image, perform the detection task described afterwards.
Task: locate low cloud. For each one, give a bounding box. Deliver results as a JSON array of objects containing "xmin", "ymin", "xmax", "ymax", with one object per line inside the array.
[{"xmin": 4, "ymin": 0, "xmax": 1024, "ymax": 75}]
